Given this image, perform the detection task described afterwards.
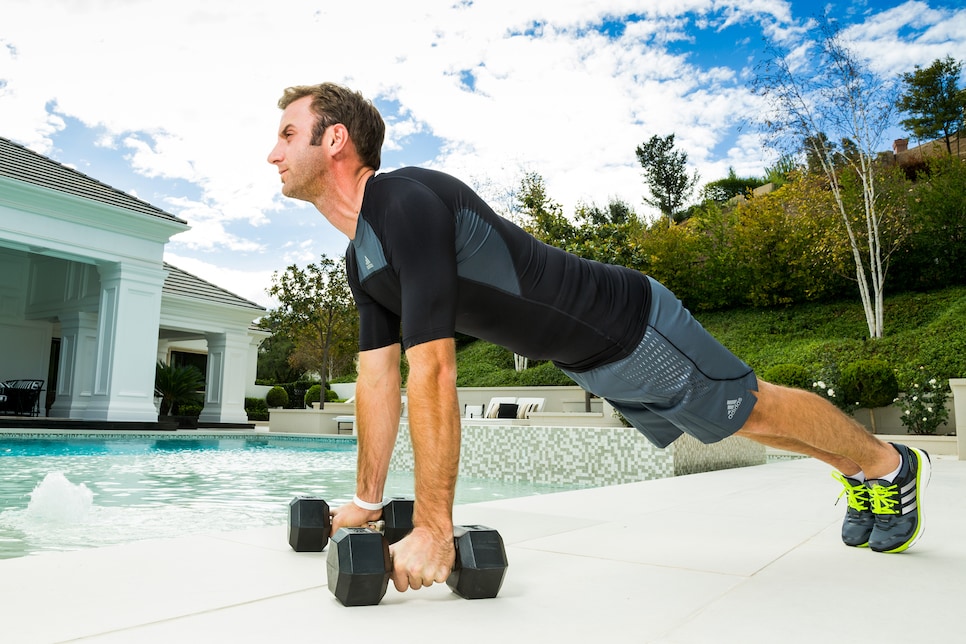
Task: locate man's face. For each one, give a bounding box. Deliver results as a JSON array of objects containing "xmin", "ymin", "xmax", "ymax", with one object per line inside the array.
[{"xmin": 268, "ymin": 95, "xmax": 327, "ymax": 202}]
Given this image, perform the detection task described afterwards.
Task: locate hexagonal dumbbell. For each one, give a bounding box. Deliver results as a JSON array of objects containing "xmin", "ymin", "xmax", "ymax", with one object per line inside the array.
[
  {"xmin": 327, "ymin": 527, "xmax": 392, "ymax": 606},
  {"xmin": 287, "ymin": 496, "xmax": 330, "ymax": 552},
  {"xmin": 287, "ymin": 496, "xmax": 413, "ymax": 552},
  {"xmin": 326, "ymin": 523, "xmax": 508, "ymax": 606},
  {"xmin": 446, "ymin": 525, "xmax": 508, "ymax": 599}
]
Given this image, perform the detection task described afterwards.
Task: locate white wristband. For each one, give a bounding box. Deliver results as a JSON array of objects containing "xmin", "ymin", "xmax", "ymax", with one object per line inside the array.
[{"xmin": 352, "ymin": 495, "xmax": 384, "ymax": 511}]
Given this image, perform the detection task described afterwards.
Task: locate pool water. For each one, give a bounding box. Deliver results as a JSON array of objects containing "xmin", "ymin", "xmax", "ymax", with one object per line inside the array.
[{"xmin": 0, "ymin": 436, "xmax": 572, "ymax": 559}]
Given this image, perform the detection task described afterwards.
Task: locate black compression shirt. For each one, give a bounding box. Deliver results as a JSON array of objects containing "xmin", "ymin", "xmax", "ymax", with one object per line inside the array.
[{"xmin": 345, "ymin": 167, "xmax": 651, "ymax": 372}]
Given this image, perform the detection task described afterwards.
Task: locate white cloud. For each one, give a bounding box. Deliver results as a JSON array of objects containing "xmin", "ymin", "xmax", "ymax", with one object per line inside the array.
[
  {"xmin": 845, "ymin": 1, "xmax": 966, "ymax": 74},
  {"xmin": 280, "ymin": 239, "xmax": 319, "ymax": 267},
  {"xmin": 3, "ymin": 0, "xmax": 966, "ymax": 300}
]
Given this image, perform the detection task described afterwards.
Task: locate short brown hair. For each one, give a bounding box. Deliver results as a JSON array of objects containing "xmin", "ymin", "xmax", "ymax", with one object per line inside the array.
[{"xmin": 278, "ymin": 83, "xmax": 385, "ymax": 170}]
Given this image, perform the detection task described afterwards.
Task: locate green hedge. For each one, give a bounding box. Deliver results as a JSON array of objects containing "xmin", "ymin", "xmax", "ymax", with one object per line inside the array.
[
  {"xmin": 840, "ymin": 359, "xmax": 898, "ymax": 410},
  {"xmin": 761, "ymin": 364, "xmax": 811, "ymax": 390},
  {"xmin": 697, "ymin": 286, "xmax": 966, "ymax": 388},
  {"xmin": 245, "ymin": 397, "xmax": 269, "ymax": 421},
  {"xmin": 304, "ymin": 384, "xmax": 323, "ymax": 407},
  {"xmin": 176, "ymin": 403, "xmax": 203, "ymax": 418},
  {"xmin": 266, "ymin": 386, "xmax": 289, "ymax": 408}
]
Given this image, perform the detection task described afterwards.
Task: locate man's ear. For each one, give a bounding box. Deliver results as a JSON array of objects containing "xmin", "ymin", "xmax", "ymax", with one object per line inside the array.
[
  {"xmin": 328, "ymin": 123, "xmax": 351, "ymax": 154},
  {"xmin": 328, "ymin": 123, "xmax": 362, "ymax": 164}
]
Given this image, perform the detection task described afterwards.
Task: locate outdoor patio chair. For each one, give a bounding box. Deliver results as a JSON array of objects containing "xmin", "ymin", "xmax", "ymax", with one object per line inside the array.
[
  {"xmin": 333, "ymin": 415, "xmax": 355, "ymax": 434},
  {"xmin": 0, "ymin": 379, "xmax": 45, "ymax": 416},
  {"xmin": 485, "ymin": 397, "xmax": 518, "ymax": 419},
  {"xmin": 514, "ymin": 397, "xmax": 545, "ymax": 419}
]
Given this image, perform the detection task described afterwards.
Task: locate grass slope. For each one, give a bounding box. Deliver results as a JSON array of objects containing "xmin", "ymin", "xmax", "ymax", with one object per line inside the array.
[{"xmin": 456, "ymin": 286, "xmax": 966, "ymax": 389}]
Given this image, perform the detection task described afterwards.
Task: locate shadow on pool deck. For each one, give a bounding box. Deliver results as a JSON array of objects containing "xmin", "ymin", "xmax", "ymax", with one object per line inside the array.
[{"xmin": 1, "ymin": 456, "xmax": 963, "ymax": 644}]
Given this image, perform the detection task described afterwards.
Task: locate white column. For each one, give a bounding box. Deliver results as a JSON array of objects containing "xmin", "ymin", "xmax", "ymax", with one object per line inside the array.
[
  {"xmin": 198, "ymin": 330, "xmax": 251, "ymax": 424},
  {"xmin": 49, "ymin": 311, "xmax": 99, "ymax": 419},
  {"xmin": 82, "ymin": 262, "xmax": 166, "ymax": 422},
  {"xmin": 950, "ymin": 378, "xmax": 966, "ymax": 461}
]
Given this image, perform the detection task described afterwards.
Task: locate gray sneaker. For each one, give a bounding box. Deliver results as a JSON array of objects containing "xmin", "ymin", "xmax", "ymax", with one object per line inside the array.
[
  {"xmin": 832, "ymin": 472, "xmax": 874, "ymax": 547},
  {"xmin": 867, "ymin": 443, "xmax": 931, "ymax": 553}
]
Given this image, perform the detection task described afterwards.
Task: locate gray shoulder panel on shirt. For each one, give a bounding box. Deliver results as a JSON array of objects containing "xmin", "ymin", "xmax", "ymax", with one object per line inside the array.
[
  {"xmin": 352, "ymin": 217, "xmax": 389, "ymax": 282},
  {"xmin": 454, "ymin": 207, "xmax": 520, "ymax": 295}
]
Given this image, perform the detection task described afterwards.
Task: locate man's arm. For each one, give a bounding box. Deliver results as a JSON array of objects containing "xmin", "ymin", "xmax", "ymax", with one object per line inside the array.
[
  {"xmin": 389, "ymin": 337, "xmax": 462, "ymax": 592},
  {"xmin": 330, "ymin": 343, "xmax": 402, "ymax": 531}
]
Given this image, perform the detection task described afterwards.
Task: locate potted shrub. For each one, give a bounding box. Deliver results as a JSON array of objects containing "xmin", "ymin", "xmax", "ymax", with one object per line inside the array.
[
  {"xmin": 762, "ymin": 364, "xmax": 811, "ymax": 390},
  {"xmin": 304, "ymin": 384, "xmax": 323, "ymax": 408},
  {"xmin": 266, "ymin": 385, "xmax": 289, "ymax": 409},
  {"xmin": 840, "ymin": 359, "xmax": 898, "ymax": 433},
  {"xmin": 245, "ymin": 397, "xmax": 269, "ymax": 421},
  {"xmin": 155, "ymin": 361, "xmax": 205, "ymax": 417}
]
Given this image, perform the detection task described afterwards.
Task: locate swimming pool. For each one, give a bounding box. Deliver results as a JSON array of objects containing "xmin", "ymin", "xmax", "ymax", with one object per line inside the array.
[{"xmin": 0, "ymin": 432, "xmax": 574, "ymax": 559}]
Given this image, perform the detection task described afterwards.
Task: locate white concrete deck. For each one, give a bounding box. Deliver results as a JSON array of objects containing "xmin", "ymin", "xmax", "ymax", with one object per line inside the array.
[{"xmin": 2, "ymin": 456, "xmax": 963, "ymax": 644}]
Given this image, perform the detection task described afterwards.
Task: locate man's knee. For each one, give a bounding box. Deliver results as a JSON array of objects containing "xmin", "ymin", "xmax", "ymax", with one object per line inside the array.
[{"xmin": 739, "ymin": 380, "xmax": 805, "ymax": 436}]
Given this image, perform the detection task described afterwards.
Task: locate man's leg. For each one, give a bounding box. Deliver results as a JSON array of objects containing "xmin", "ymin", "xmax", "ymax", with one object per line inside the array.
[
  {"xmin": 736, "ymin": 380, "xmax": 898, "ymax": 477},
  {"xmin": 738, "ymin": 380, "xmax": 930, "ymax": 552}
]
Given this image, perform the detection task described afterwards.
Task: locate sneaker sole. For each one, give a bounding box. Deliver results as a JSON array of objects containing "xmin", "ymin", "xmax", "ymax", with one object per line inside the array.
[{"xmin": 877, "ymin": 447, "xmax": 931, "ymax": 554}]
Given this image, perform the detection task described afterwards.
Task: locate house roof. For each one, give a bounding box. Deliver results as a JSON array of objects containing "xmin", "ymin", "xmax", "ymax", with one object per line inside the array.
[
  {"xmin": 163, "ymin": 262, "xmax": 265, "ymax": 312},
  {"xmin": 0, "ymin": 135, "xmax": 186, "ymax": 224},
  {"xmin": 893, "ymin": 131, "xmax": 966, "ymax": 166}
]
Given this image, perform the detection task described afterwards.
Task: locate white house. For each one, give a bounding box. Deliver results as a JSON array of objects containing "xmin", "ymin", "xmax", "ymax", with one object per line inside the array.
[{"xmin": 0, "ymin": 135, "xmax": 267, "ymax": 425}]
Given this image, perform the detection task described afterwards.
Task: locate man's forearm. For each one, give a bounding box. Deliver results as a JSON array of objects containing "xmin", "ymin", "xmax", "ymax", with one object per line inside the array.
[
  {"xmin": 355, "ymin": 345, "xmax": 403, "ymax": 504},
  {"xmin": 405, "ymin": 339, "xmax": 462, "ymax": 536}
]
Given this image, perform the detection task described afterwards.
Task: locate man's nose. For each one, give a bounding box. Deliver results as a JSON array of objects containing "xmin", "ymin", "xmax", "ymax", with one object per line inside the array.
[{"xmin": 267, "ymin": 142, "xmax": 282, "ymax": 164}]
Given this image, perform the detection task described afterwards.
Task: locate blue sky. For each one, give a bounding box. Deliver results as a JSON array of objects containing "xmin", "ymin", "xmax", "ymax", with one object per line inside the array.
[{"xmin": 2, "ymin": 0, "xmax": 965, "ymax": 308}]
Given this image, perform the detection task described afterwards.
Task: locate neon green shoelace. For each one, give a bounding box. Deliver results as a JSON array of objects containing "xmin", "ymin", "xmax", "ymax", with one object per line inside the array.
[
  {"xmin": 868, "ymin": 483, "xmax": 899, "ymax": 515},
  {"xmin": 832, "ymin": 472, "xmax": 870, "ymax": 511}
]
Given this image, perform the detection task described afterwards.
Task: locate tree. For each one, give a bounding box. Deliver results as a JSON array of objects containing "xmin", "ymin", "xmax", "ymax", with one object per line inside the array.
[
  {"xmin": 701, "ymin": 167, "xmax": 766, "ymax": 204},
  {"xmin": 896, "ymin": 56, "xmax": 966, "ymax": 155},
  {"xmin": 575, "ymin": 197, "xmax": 636, "ymax": 226},
  {"xmin": 255, "ymin": 320, "xmax": 305, "ymax": 383},
  {"xmin": 635, "ymin": 134, "xmax": 699, "ymax": 225},
  {"xmin": 753, "ymin": 18, "xmax": 901, "ymax": 338},
  {"xmin": 730, "ymin": 172, "xmax": 853, "ymax": 307},
  {"xmin": 267, "ymin": 255, "xmax": 358, "ymax": 390},
  {"xmin": 763, "ymin": 153, "xmax": 799, "ymax": 188},
  {"xmin": 570, "ymin": 218, "xmax": 647, "ymax": 271},
  {"xmin": 513, "ymin": 171, "xmax": 576, "ymax": 245},
  {"xmin": 893, "ymin": 155, "xmax": 966, "ymax": 290}
]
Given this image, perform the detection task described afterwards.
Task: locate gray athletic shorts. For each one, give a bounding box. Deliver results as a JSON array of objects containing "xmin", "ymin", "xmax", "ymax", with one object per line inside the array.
[{"xmin": 561, "ymin": 277, "xmax": 759, "ymax": 448}]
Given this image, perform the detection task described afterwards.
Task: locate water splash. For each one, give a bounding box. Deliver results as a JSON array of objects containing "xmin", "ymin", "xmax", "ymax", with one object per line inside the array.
[{"xmin": 25, "ymin": 473, "xmax": 94, "ymax": 523}]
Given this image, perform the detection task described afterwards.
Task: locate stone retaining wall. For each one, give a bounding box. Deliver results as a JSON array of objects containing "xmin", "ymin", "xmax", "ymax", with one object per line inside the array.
[{"xmin": 389, "ymin": 422, "xmax": 765, "ymax": 487}]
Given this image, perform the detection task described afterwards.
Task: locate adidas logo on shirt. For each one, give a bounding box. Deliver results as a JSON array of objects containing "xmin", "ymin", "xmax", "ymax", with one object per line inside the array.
[{"xmin": 726, "ymin": 397, "xmax": 743, "ymax": 420}]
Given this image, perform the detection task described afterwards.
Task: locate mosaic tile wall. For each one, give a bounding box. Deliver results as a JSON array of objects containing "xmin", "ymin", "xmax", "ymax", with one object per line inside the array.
[
  {"xmin": 672, "ymin": 434, "xmax": 767, "ymax": 476},
  {"xmin": 388, "ymin": 422, "xmax": 765, "ymax": 487}
]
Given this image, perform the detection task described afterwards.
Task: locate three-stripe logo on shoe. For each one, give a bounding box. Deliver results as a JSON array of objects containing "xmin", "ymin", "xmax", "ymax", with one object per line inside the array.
[
  {"xmin": 726, "ymin": 397, "xmax": 742, "ymax": 419},
  {"xmin": 900, "ymin": 481, "xmax": 918, "ymax": 514}
]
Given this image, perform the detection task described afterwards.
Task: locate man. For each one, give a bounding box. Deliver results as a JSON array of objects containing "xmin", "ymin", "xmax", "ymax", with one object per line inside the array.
[{"xmin": 268, "ymin": 82, "xmax": 930, "ymax": 594}]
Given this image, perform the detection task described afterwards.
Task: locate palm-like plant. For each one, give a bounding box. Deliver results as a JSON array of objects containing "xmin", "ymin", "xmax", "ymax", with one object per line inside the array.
[{"xmin": 155, "ymin": 361, "xmax": 205, "ymax": 416}]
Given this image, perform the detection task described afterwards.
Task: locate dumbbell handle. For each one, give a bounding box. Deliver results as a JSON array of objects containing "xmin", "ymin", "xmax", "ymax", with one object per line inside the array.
[
  {"xmin": 333, "ymin": 499, "xmax": 412, "ymax": 543},
  {"xmin": 288, "ymin": 496, "xmax": 413, "ymax": 553}
]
